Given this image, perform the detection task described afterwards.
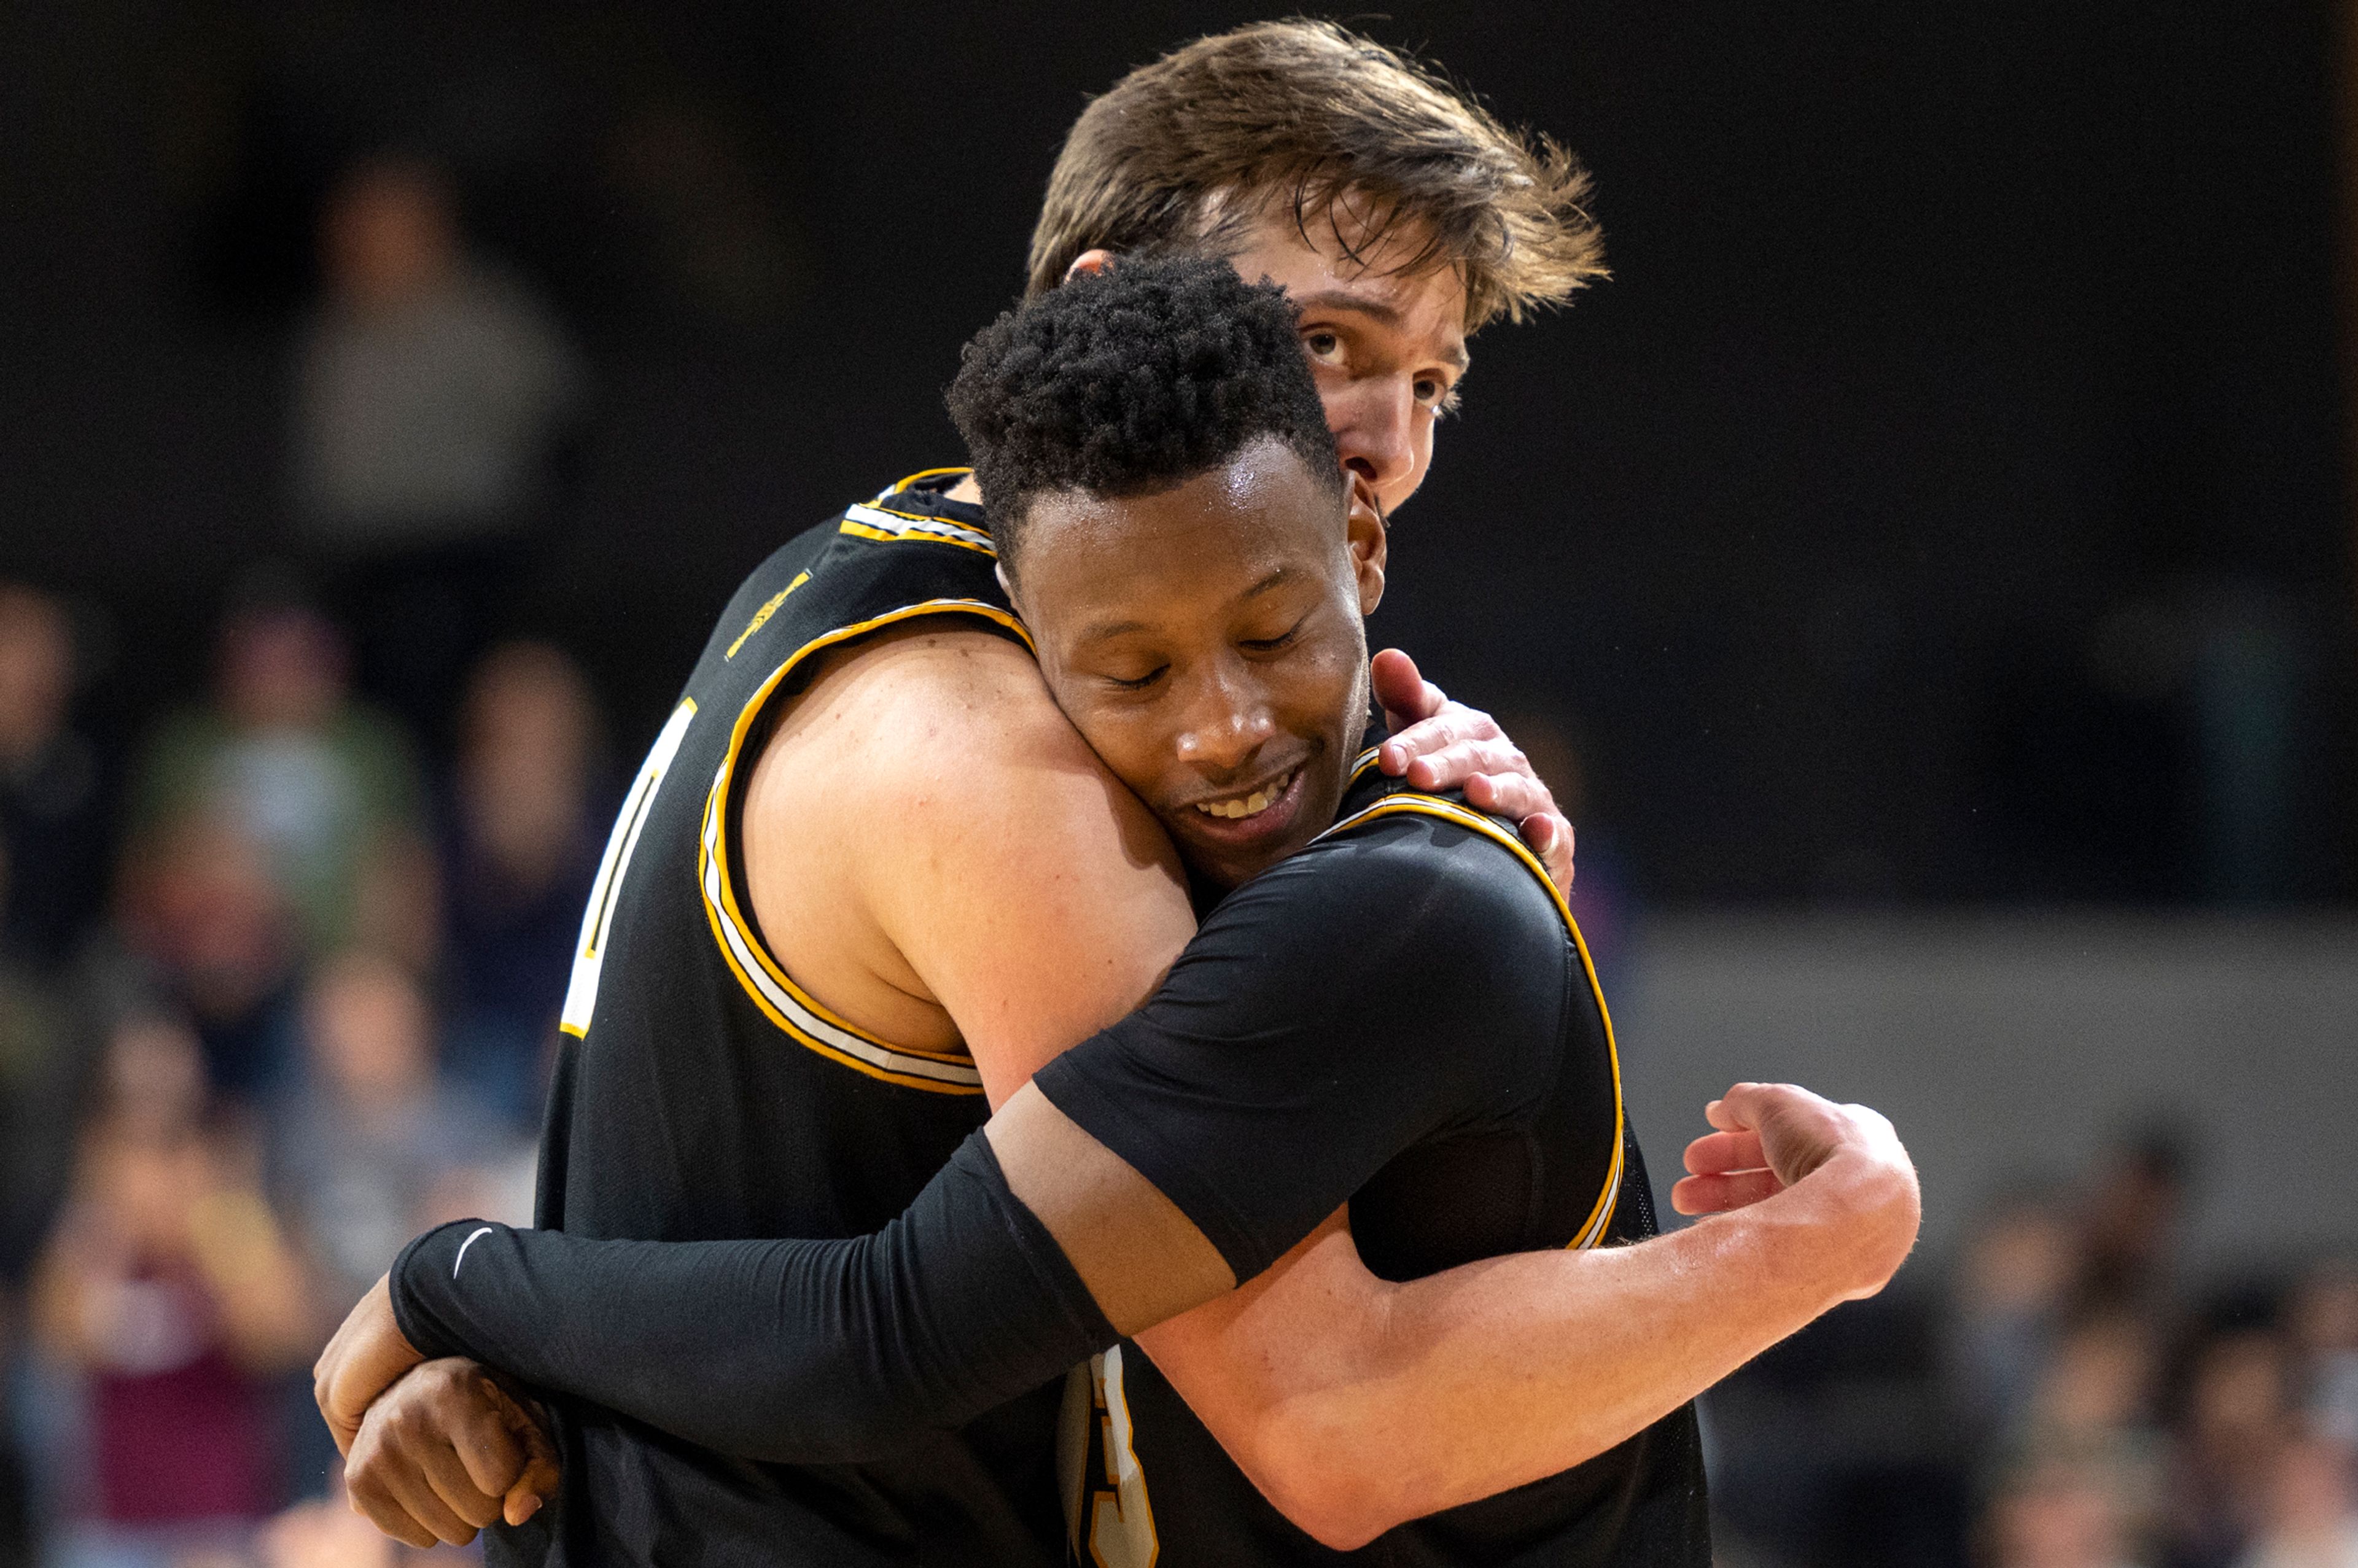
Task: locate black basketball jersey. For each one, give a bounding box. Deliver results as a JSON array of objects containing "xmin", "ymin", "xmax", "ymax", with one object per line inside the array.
[
  {"xmin": 505, "ymin": 470, "xmax": 1065, "ymax": 1567},
  {"xmin": 1058, "ymin": 762, "xmax": 1711, "ymax": 1567}
]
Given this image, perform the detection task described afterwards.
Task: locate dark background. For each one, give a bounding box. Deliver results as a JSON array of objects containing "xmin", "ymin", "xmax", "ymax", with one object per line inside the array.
[{"xmin": 5, "ymin": 0, "xmax": 2353, "ymax": 907}]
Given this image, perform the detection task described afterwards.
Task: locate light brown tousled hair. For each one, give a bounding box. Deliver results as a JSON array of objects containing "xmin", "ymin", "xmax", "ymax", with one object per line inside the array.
[{"xmin": 1026, "ymin": 20, "xmax": 1605, "ymax": 331}]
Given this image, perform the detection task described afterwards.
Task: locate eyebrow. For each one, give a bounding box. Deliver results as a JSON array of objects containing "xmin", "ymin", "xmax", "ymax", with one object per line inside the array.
[
  {"xmin": 1074, "ymin": 567, "xmax": 1294, "ymax": 644},
  {"xmin": 1290, "ymin": 289, "xmax": 1472, "ymax": 373}
]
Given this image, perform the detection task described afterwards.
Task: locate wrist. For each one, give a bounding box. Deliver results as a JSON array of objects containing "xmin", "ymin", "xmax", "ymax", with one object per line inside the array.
[
  {"xmin": 1786, "ymin": 1148, "xmax": 1920, "ymax": 1300},
  {"xmin": 389, "ymin": 1219, "xmax": 494, "ymax": 1361}
]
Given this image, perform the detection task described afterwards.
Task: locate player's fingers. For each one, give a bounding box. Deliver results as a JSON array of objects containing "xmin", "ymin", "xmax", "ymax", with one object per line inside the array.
[
  {"xmin": 1705, "ymin": 1084, "xmax": 1775, "ymax": 1133},
  {"xmin": 415, "ymin": 1432, "xmax": 505, "ymax": 1532},
  {"xmin": 1380, "ymin": 707, "xmax": 1476, "ymax": 774},
  {"xmin": 347, "ymin": 1457, "xmax": 459, "ymax": 1551},
  {"xmin": 505, "ymin": 1412, "xmax": 562, "ymax": 1526},
  {"xmin": 364, "ymin": 1436, "xmax": 483, "ymax": 1547},
  {"xmin": 507, "ymin": 1464, "xmax": 560, "ymax": 1527},
  {"xmin": 446, "ymin": 1383, "xmax": 530, "ymax": 1500},
  {"xmin": 1682, "ymin": 1129, "xmax": 1766, "ymax": 1176},
  {"xmin": 1670, "ymin": 1168, "xmax": 1786, "ymax": 1216},
  {"xmin": 1525, "ymin": 811, "xmax": 1574, "ymax": 893},
  {"xmin": 1457, "ymin": 764, "xmax": 1547, "ymax": 815},
  {"xmin": 1369, "ymin": 648, "xmax": 1436, "ymax": 727},
  {"xmin": 1419, "ymin": 740, "xmax": 1537, "ymax": 796}
]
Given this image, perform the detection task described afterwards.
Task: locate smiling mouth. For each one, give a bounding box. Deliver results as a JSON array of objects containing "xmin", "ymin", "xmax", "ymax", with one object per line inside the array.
[{"xmin": 1191, "ymin": 766, "xmax": 1298, "ymax": 821}]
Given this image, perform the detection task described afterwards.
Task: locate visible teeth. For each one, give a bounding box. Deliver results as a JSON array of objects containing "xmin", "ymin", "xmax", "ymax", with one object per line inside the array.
[{"xmin": 1194, "ymin": 769, "xmax": 1293, "ymax": 820}]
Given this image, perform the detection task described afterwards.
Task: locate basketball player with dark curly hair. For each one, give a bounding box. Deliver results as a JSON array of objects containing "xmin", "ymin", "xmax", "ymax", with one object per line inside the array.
[{"xmin": 324, "ymin": 260, "xmax": 1919, "ymax": 1567}]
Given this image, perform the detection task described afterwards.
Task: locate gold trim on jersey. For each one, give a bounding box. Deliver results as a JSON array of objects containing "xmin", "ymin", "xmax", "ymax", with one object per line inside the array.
[
  {"xmin": 1313, "ymin": 790, "xmax": 1626, "ymax": 1251},
  {"xmin": 839, "ymin": 503, "xmax": 996, "ymax": 556},
  {"xmin": 879, "ymin": 465, "xmax": 973, "ymax": 497},
  {"xmin": 698, "ymin": 598, "xmax": 1033, "ymax": 1094},
  {"xmin": 725, "ymin": 573, "xmax": 809, "ymax": 661}
]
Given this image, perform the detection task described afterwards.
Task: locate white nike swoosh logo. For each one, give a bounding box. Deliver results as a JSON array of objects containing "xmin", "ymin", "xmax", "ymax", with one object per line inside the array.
[{"xmin": 454, "ymin": 1225, "xmax": 496, "ymax": 1278}]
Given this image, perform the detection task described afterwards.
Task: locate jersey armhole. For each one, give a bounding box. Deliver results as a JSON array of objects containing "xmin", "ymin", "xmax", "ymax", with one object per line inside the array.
[{"xmin": 698, "ymin": 599, "xmax": 1032, "ymax": 1095}]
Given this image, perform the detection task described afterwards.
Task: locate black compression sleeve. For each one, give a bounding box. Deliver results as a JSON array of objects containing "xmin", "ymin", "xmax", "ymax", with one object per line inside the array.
[
  {"xmin": 1032, "ymin": 815, "xmax": 1569, "ymax": 1280},
  {"xmin": 388, "ymin": 1131, "xmax": 1115, "ymax": 1465}
]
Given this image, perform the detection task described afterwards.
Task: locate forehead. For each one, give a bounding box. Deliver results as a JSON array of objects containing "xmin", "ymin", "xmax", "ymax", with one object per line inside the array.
[
  {"xmin": 1222, "ymin": 200, "xmax": 1471, "ymax": 357},
  {"xmin": 1016, "ymin": 443, "xmax": 1345, "ymax": 628}
]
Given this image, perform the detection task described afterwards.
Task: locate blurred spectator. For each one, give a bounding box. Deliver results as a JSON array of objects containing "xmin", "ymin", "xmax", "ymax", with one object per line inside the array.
[
  {"xmin": 257, "ymin": 1486, "xmax": 395, "ymax": 1568},
  {"xmin": 1985, "ymin": 1456, "xmax": 2150, "ymax": 1568},
  {"xmin": 2168, "ymin": 1329, "xmax": 2298, "ymax": 1568},
  {"xmin": 0, "ymin": 942, "xmax": 90, "ymax": 1290},
  {"xmin": 2013, "ymin": 1312, "xmax": 2166, "ymax": 1547},
  {"xmin": 0, "ymin": 950, "xmax": 83, "ymax": 1568},
  {"xmin": 270, "ymin": 950, "xmax": 512, "ymax": 1316},
  {"xmin": 439, "ymin": 642, "xmax": 609, "ymax": 1129},
  {"xmin": 2236, "ymin": 1426, "xmax": 2358, "ymax": 1568},
  {"xmin": 28, "ymin": 1013, "xmax": 313, "ymax": 1566},
  {"xmin": 289, "ymin": 154, "xmax": 586, "ymax": 747},
  {"xmin": 114, "ymin": 810, "xmax": 301, "ymax": 1104},
  {"xmin": 128, "ymin": 599, "xmax": 431, "ymax": 968},
  {"xmin": 1953, "ymin": 1191, "xmax": 2084, "ymax": 1445},
  {"xmin": 0, "ymin": 584, "xmax": 107, "ymax": 971},
  {"xmin": 2081, "ymin": 1130, "xmax": 2193, "ymax": 1318},
  {"xmin": 2289, "ymin": 1265, "xmax": 2358, "ymax": 1450}
]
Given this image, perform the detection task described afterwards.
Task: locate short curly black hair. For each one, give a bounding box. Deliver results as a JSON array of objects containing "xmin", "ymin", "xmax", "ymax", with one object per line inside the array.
[{"xmin": 946, "ymin": 255, "xmax": 1344, "ymax": 574}]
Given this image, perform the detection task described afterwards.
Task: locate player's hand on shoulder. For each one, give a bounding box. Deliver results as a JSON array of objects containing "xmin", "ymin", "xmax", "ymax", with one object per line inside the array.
[
  {"xmin": 344, "ymin": 1356, "xmax": 560, "ymax": 1549},
  {"xmin": 1369, "ymin": 648, "xmax": 1574, "ymax": 893},
  {"xmin": 1671, "ymin": 1081, "xmax": 1921, "ymax": 1300}
]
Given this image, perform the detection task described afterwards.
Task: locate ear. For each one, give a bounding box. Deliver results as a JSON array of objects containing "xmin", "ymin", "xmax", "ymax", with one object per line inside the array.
[
  {"xmin": 1063, "ymin": 248, "xmax": 1117, "ymax": 284},
  {"xmin": 1345, "ymin": 477, "xmax": 1387, "ymax": 616}
]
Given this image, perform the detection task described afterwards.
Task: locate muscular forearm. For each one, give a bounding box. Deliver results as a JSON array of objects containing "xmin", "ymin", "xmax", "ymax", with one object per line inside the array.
[
  {"xmin": 1185, "ymin": 1155, "xmax": 1909, "ymax": 1548},
  {"xmin": 389, "ymin": 1135, "xmax": 1115, "ymax": 1464}
]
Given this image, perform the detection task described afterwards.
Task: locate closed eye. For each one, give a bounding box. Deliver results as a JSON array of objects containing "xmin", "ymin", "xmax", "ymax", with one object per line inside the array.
[
  {"xmin": 1240, "ymin": 619, "xmax": 1306, "ymax": 654},
  {"xmin": 1105, "ymin": 666, "xmax": 1168, "ymax": 691}
]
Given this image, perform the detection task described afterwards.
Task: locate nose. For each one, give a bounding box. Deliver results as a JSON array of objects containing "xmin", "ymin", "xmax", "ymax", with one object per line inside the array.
[
  {"xmin": 1173, "ymin": 659, "xmax": 1275, "ymax": 777},
  {"xmin": 1329, "ymin": 376, "xmax": 1420, "ymax": 503}
]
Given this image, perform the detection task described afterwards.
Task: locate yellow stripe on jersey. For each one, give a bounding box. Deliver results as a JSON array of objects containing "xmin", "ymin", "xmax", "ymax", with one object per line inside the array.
[
  {"xmin": 1313, "ymin": 791, "xmax": 1627, "ymax": 1251},
  {"xmin": 725, "ymin": 573, "xmax": 809, "ymax": 661},
  {"xmin": 697, "ymin": 598, "xmax": 1033, "ymax": 1095},
  {"xmin": 839, "ymin": 503, "xmax": 997, "ymax": 556}
]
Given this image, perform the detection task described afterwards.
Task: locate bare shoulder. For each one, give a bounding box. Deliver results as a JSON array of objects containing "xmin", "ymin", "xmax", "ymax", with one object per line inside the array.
[
  {"xmin": 739, "ymin": 620, "xmax": 1188, "ymax": 1082},
  {"xmin": 807, "ymin": 623, "xmax": 1193, "ymax": 1092},
  {"xmin": 836, "ymin": 624, "xmax": 1104, "ymax": 780},
  {"xmin": 813, "ymin": 624, "xmax": 1160, "ymax": 848}
]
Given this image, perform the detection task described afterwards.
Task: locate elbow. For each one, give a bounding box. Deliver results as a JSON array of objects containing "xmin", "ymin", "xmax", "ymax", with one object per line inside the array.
[{"xmin": 1239, "ymin": 1410, "xmax": 1413, "ymax": 1552}]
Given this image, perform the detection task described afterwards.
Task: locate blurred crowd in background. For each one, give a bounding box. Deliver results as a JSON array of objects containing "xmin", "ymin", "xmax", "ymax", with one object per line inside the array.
[
  {"xmin": 0, "ymin": 155, "xmax": 602, "ymax": 1567},
  {"xmin": 6, "ymin": 0, "xmax": 2357, "ymax": 1561}
]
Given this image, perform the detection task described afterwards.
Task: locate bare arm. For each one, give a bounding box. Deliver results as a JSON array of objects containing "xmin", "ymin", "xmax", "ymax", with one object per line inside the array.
[{"xmin": 1125, "ymin": 1085, "xmax": 1920, "ymax": 1548}]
